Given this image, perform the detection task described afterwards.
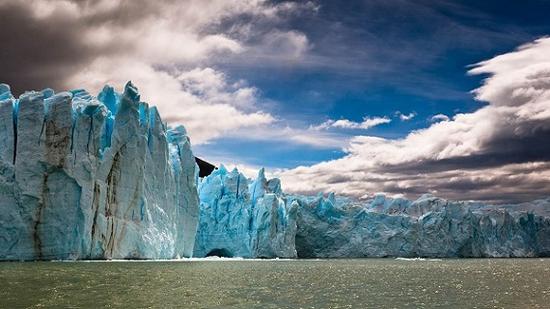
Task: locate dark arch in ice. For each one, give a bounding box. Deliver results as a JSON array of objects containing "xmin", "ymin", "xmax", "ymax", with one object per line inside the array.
[{"xmin": 205, "ymin": 248, "xmax": 233, "ymax": 258}]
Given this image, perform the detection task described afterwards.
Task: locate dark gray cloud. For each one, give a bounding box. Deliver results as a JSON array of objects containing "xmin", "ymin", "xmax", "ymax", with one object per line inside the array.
[
  {"xmin": 0, "ymin": 2, "xmax": 92, "ymax": 93},
  {"xmin": 0, "ymin": 0, "xmax": 172, "ymax": 94},
  {"xmin": 0, "ymin": 0, "xmax": 313, "ymax": 94}
]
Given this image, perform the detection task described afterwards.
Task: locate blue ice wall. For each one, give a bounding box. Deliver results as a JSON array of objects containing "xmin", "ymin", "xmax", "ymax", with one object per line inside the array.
[{"xmin": 0, "ymin": 82, "xmax": 199, "ymax": 260}]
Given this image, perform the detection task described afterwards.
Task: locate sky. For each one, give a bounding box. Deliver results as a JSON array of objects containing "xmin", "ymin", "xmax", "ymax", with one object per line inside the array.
[{"xmin": 1, "ymin": 0, "xmax": 550, "ymax": 203}]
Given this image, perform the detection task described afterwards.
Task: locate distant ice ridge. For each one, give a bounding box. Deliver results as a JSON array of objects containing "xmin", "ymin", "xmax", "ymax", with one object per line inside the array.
[
  {"xmin": 193, "ymin": 167, "xmax": 298, "ymax": 258},
  {"xmin": 294, "ymin": 194, "xmax": 550, "ymax": 258},
  {"xmin": 0, "ymin": 82, "xmax": 199, "ymax": 260}
]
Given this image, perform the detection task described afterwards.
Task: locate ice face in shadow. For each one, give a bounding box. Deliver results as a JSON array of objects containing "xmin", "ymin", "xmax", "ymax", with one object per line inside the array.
[
  {"xmin": 0, "ymin": 82, "xmax": 199, "ymax": 260},
  {"xmin": 193, "ymin": 167, "xmax": 298, "ymax": 258},
  {"xmin": 293, "ymin": 194, "xmax": 550, "ymax": 258}
]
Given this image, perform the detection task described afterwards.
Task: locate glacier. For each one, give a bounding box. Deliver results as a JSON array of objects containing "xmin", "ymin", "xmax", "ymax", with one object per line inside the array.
[
  {"xmin": 0, "ymin": 82, "xmax": 199, "ymax": 260},
  {"xmin": 1, "ymin": 82, "xmax": 549, "ymax": 260}
]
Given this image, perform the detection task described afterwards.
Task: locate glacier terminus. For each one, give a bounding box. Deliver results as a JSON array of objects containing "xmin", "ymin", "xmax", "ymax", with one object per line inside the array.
[{"xmin": 1, "ymin": 83, "xmax": 549, "ymax": 261}]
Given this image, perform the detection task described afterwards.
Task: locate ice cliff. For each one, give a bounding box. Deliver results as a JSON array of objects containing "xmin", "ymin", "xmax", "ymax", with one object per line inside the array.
[
  {"xmin": 0, "ymin": 82, "xmax": 199, "ymax": 260},
  {"xmin": 1, "ymin": 81, "xmax": 548, "ymax": 260},
  {"xmin": 193, "ymin": 167, "xmax": 298, "ymax": 258}
]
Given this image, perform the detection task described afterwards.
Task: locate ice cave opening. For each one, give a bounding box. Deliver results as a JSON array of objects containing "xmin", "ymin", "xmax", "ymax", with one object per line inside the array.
[{"xmin": 205, "ymin": 248, "xmax": 234, "ymax": 258}]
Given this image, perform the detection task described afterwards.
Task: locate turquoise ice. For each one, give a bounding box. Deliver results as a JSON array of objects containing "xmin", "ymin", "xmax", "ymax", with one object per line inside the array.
[{"xmin": 195, "ymin": 165, "xmax": 550, "ymax": 258}]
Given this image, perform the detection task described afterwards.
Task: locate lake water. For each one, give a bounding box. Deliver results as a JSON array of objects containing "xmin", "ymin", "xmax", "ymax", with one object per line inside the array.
[{"xmin": 1, "ymin": 259, "xmax": 549, "ymax": 308}]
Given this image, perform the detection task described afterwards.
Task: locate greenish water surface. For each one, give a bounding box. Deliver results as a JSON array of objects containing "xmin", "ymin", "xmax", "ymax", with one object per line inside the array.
[{"xmin": 1, "ymin": 259, "xmax": 548, "ymax": 308}]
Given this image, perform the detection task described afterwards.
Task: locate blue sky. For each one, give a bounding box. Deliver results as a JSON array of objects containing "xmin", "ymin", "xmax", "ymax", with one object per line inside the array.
[
  {"xmin": 193, "ymin": 0, "xmax": 550, "ymax": 169},
  {"xmin": 2, "ymin": 0, "xmax": 550, "ymax": 202}
]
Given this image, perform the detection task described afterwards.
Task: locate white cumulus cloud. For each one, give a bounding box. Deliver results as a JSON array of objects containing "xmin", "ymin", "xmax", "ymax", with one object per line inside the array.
[
  {"xmin": 312, "ymin": 116, "xmax": 391, "ymax": 131},
  {"xmin": 397, "ymin": 111, "xmax": 416, "ymax": 121}
]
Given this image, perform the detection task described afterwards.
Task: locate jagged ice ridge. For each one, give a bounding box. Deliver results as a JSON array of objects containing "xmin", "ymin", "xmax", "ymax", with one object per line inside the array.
[
  {"xmin": 193, "ymin": 166, "xmax": 297, "ymax": 258},
  {"xmin": 193, "ymin": 165, "xmax": 550, "ymax": 258}
]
